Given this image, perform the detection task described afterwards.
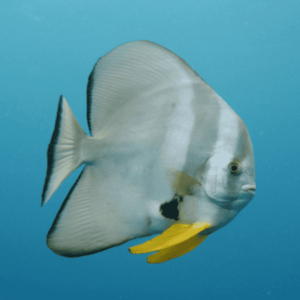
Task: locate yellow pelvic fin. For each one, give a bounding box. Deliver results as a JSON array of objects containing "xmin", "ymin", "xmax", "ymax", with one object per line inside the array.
[
  {"xmin": 129, "ymin": 222, "xmax": 211, "ymax": 254},
  {"xmin": 147, "ymin": 234, "xmax": 208, "ymax": 264}
]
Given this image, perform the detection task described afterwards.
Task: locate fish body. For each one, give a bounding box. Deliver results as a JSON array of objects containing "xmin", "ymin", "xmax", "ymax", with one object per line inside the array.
[{"xmin": 42, "ymin": 41, "xmax": 255, "ymax": 263}]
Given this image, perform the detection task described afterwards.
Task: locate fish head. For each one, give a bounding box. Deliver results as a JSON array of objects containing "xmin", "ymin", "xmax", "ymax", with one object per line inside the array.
[{"xmin": 198, "ymin": 146, "xmax": 255, "ymax": 210}]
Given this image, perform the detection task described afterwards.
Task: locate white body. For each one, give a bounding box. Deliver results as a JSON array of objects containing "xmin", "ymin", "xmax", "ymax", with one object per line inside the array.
[{"xmin": 42, "ymin": 41, "xmax": 255, "ymax": 258}]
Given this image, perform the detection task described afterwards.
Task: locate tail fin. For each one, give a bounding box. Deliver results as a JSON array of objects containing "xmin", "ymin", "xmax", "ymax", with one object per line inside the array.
[{"xmin": 41, "ymin": 96, "xmax": 87, "ymax": 206}]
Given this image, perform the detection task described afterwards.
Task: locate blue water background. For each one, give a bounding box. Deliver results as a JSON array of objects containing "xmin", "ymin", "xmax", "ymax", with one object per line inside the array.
[{"xmin": 1, "ymin": 0, "xmax": 299, "ymax": 299}]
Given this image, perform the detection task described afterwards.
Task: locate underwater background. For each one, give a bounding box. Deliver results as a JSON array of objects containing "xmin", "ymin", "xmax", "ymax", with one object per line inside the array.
[{"xmin": 1, "ymin": 0, "xmax": 299, "ymax": 299}]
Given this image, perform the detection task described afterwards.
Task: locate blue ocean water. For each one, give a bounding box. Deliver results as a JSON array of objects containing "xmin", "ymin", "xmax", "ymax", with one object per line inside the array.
[{"xmin": 1, "ymin": 0, "xmax": 299, "ymax": 299}]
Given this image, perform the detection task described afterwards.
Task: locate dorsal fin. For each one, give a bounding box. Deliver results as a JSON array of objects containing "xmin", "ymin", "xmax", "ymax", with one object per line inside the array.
[{"xmin": 86, "ymin": 40, "xmax": 204, "ymax": 136}]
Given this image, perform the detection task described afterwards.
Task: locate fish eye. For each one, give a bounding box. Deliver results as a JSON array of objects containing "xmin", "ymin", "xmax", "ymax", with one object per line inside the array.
[{"xmin": 229, "ymin": 161, "xmax": 240, "ymax": 175}]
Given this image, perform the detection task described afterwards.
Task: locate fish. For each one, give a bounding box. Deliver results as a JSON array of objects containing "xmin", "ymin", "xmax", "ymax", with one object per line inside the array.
[{"xmin": 41, "ymin": 40, "xmax": 256, "ymax": 264}]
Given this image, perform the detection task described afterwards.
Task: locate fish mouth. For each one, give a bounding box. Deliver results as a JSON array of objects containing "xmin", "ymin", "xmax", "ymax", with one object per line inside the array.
[{"xmin": 241, "ymin": 183, "xmax": 256, "ymax": 194}]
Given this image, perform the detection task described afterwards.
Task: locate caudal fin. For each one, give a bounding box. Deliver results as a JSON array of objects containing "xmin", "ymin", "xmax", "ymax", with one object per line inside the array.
[{"xmin": 41, "ymin": 96, "xmax": 87, "ymax": 206}]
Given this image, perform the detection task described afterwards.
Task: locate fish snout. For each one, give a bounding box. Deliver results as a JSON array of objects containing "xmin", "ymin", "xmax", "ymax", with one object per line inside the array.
[{"xmin": 241, "ymin": 183, "xmax": 256, "ymax": 194}]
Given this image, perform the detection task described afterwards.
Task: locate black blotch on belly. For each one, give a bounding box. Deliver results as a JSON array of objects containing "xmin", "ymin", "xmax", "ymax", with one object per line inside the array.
[{"xmin": 160, "ymin": 194, "xmax": 183, "ymax": 221}]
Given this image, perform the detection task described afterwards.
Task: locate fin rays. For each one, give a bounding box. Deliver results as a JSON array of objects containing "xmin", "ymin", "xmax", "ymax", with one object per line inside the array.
[{"xmin": 41, "ymin": 96, "xmax": 87, "ymax": 206}]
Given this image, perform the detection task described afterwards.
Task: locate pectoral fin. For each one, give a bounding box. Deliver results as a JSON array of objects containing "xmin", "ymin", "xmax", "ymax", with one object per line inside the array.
[
  {"xmin": 129, "ymin": 222, "xmax": 211, "ymax": 262},
  {"xmin": 166, "ymin": 168, "xmax": 201, "ymax": 195}
]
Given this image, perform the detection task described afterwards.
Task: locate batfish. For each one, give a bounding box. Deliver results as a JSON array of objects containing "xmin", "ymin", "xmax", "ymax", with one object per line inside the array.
[{"xmin": 42, "ymin": 41, "xmax": 256, "ymax": 264}]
